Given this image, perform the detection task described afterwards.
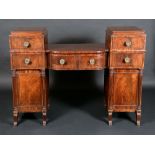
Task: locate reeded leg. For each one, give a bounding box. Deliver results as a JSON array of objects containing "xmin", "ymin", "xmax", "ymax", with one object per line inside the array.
[
  {"xmin": 42, "ymin": 108, "xmax": 47, "ymax": 126},
  {"xmin": 108, "ymin": 110, "xmax": 113, "ymax": 126},
  {"xmin": 13, "ymin": 108, "xmax": 18, "ymax": 126},
  {"xmin": 136, "ymin": 110, "xmax": 141, "ymax": 126}
]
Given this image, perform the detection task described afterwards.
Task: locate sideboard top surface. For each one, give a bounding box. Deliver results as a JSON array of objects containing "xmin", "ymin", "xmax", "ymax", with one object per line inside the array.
[
  {"xmin": 10, "ymin": 27, "xmax": 47, "ymax": 36},
  {"xmin": 106, "ymin": 26, "xmax": 145, "ymax": 34},
  {"xmin": 47, "ymin": 43, "xmax": 105, "ymax": 54}
]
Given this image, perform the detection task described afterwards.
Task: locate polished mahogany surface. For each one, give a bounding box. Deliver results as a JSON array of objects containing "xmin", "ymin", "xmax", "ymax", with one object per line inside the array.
[{"xmin": 9, "ymin": 27, "xmax": 146, "ymax": 126}]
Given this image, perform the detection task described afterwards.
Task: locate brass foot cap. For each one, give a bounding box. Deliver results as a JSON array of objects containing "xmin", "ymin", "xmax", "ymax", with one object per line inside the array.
[
  {"xmin": 43, "ymin": 121, "xmax": 47, "ymax": 126},
  {"xmin": 137, "ymin": 121, "xmax": 141, "ymax": 126},
  {"xmin": 109, "ymin": 121, "xmax": 112, "ymax": 126},
  {"xmin": 13, "ymin": 122, "xmax": 18, "ymax": 126}
]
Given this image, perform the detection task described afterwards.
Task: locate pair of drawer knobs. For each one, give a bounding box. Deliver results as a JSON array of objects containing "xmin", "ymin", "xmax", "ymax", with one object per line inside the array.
[{"xmin": 59, "ymin": 58, "xmax": 96, "ymax": 65}]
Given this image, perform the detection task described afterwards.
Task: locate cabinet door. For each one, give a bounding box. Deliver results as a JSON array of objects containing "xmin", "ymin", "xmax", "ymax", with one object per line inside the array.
[
  {"xmin": 112, "ymin": 70, "xmax": 139, "ymax": 111},
  {"xmin": 14, "ymin": 70, "xmax": 44, "ymax": 112}
]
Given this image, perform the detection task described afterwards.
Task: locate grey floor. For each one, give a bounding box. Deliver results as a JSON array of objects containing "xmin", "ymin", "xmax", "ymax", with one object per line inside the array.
[{"xmin": 0, "ymin": 86, "xmax": 155, "ymax": 135}]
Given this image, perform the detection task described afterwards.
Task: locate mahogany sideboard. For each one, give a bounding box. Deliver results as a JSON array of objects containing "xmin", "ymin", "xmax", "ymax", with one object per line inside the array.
[{"xmin": 9, "ymin": 27, "xmax": 146, "ymax": 126}]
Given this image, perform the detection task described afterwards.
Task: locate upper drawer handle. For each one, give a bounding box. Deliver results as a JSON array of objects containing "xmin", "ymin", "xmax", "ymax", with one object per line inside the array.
[
  {"xmin": 59, "ymin": 59, "xmax": 65, "ymax": 65},
  {"xmin": 124, "ymin": 40, "xmax": 132, "ymax": 47},
  {"xmin": 24, "ymin": 58, "xmax": 31, "ymax": 65},
  {"xmin": 89, "ymin": 58, "xmax": 95, "ymax": 65},
  {"xmin": 23, "ymin": 41, "xmax": 30, "ymax": 48},
  {"xmin": 124, "ymin": 56, "xmax": 131, "ymax": 63}
]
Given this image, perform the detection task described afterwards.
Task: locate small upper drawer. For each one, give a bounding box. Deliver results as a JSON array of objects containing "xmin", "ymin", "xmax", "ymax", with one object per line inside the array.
[
  {"xmin": 9, "ymin": 36, "xmax": 45, "ymax": 50},
  {"xmin": 111, "ymin": 36, "xmax": 146, "ymax": 51},
  {"xmin": 109, "ymin": 53, "xmax": 144, "ymax": 69},
  {"xmin": 48, "ymin": 54, "xmax": 77, "ymax": 70},
  {"xmin": 11, "ymin": 53, "xmax": 46, "ymax": 69},
  {"xmin": 79, "ymin": 54, "xmax": 105, "ymax": 70}
]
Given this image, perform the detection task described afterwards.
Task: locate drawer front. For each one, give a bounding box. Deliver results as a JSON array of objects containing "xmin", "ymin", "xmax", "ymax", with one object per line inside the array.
[
  {"xmin": 49, "ymin": 54, "xmax": 77, "ymax": 70},
  {"xmin": 109, "ymin": 53, "xmax": 144, "ymax": 68},
  {"xmin": 79, "ymin": 54, "xmax": 105, "ymax": 70},
  {"xmin": 11, "ymin": 53, "xmax": 46, "ymax": 69},
  {"xmin": 10, "ymin": 36, "xmax": 45, "ymax": 50},
  {"xmin": 111, "ymin": 36, "xmax": 145, "ymax": 51}
]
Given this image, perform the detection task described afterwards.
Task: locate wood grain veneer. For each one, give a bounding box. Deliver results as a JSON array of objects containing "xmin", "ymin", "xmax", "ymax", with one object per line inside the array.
[{"xmin": 9, "ymin": 27, "xmax": 146, "ymax": 126}]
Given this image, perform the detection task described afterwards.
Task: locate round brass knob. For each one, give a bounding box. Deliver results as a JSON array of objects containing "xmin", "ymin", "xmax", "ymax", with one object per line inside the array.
[
  {"xmin": 89, "ymin": 58, "xmax": 95, "ymax": 65},
  {"xmin": 23, "ymin": 41, "xmax": 30, "ymax": 48},
  {"xmin": 24, "ymin": 58, "xmax": 31, "ymax": 65},
  {"xmin": 59, "ymin": 59, "xmax": 65, "ymax": 65},
  {"xmin": 124, "ymin": 56, "xmax": 131, "ymax": 63},
  {"xmin": 124, "ymin": 40, "xmax": 132, "ymax": 47}
]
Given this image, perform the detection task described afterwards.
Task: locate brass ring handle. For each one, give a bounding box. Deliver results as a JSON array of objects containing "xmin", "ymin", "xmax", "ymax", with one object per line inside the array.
[
  {"xmin": 59, "ymin": 59, "xmax": 65, "ymax": 65},
  {"xmin": 124, "ymin": 56, "xmax": 131, "ymax": 63},
  {"xmin": 23, "ymin": 41, "xmax": 30, "ymax": 48},
  {"xmin": 89, "ymin": 58, "xmax": 95, "ymax": 65},
  {"xmin": 24, "ymin": 58, "xmax": 31, "ymax": 65},
  {"xmin": 124, "ymin": 40, "xmax": 132, "ymax": 47}
]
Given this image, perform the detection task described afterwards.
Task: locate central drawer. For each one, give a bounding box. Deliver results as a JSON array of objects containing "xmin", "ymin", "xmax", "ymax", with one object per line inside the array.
[
  {"xmin": 11, "ymin": 53, "xmax": 46, "ymax": 69},
  {"xmin": 48, "ymin": 53, "xmax": 105, "ymax": 70}
]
